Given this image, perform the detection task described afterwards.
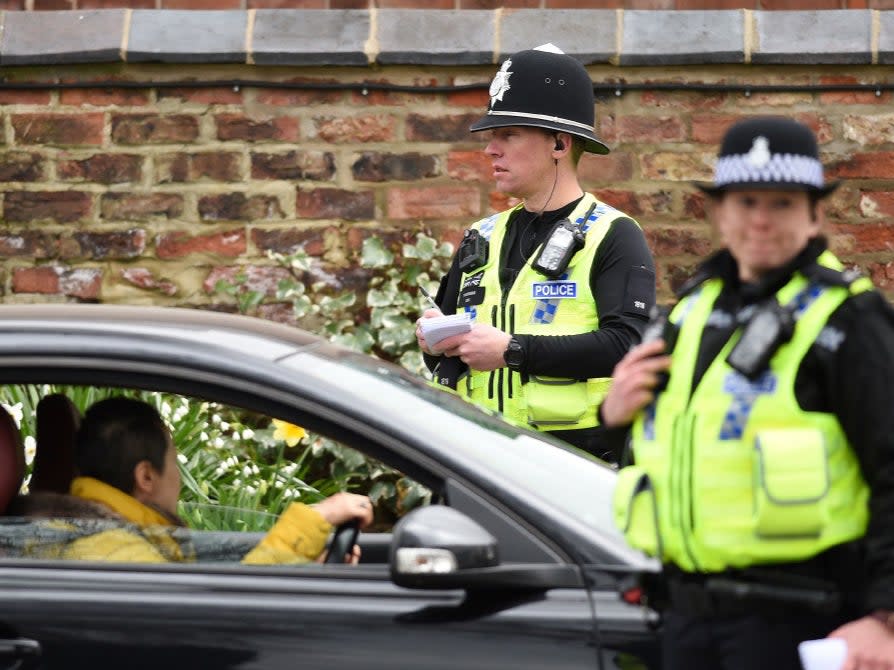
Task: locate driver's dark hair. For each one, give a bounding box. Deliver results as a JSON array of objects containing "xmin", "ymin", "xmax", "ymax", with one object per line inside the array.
[{"xmin": 75, "ymin": 397, "xmax": 169, "ymax": 495}]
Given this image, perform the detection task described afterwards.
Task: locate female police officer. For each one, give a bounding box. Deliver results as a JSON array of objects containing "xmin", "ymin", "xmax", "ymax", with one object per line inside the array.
[
  {"xmin": 416, "ymin": 44, "xmax": 655, "ymax": 461},
  {"xmin": 602, "ymin": 116, "xmax": 894, "ymax": 669}
]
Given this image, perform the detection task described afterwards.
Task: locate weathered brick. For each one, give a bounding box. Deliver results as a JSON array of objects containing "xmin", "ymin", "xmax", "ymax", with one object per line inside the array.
[
  {"xmin": 111, "ymin": 114, "xmax": 200, "ymax": 145},
  {"xmin": 0, "ymin": 90, "xmax": 51, "ymax": 105},
  {"xmin": 312, "ymin": 115, "xmax": 396, "ymax": 143},
  {"xmin": 255, "ymin": 81, "xmax": 343, "ymax": 107},
  {"xmin": 12, "ymin": 113, "xmax": 104, "ymax": 146},
  {"xmin": 70, "ymin": 229, "xmax": 146, "ymax": 259},
  {"xmin": 156, "ymin": 230, "xmax": 246, "ymax": 258},
  {"xmin": 215, "ymin": 113, "xmax": 300, "ymax": 142},
  {"xmin": 406, "ymin": 113, "xmax": 481, "ymax": 142},
  {"xmin": 0, "ymin": 231, "xmax": 55, "ymax": 258},
  {"xmin": 843, "ymin": 114, "xmax": 894, "ymax": 146},
  {"xmin": 578, "ymin": 152, "xmax": 635, "ymax": 182},
  {"xmin": 447, "ymin": 150, "xmax": 491, "ymax": 182},
  {"xmin": 828, "ymin": 152, "xmax": 894, "ymax": 179},
  {"xmin": 251, "ymin": 151, "xmax": 336, "ymax": 181},
  {"xmin": 13, "ymin": 267, "xmax": 59, "ymax": 294},
  {"xmin": 866, "ymin": 261, "xmax": 894, "ymax": 291},
  {"xmin": 644, "ymin": 226, "xmax": 714, "ymax": 257},
  {"xmin": 819, "ymin": 76, "xmax": 891, "ymax": 105},
  {"xmin": 59, "ymin": 87, "xmax": 150, "ymax": 107},
  {"xmin": 859, "ymin": 191, "xmax": 894, "ymax": 218},
  {"xmin": 121, "ymin": 268, "xmax": 179, "ymax": 297},
  {"xmin": 638, "ymin": 90, "xmax": 726, "ymax": 111},
  {"xmin": 683, "ymin": 192, "xmax": 707, "ymax": 219},
  {"xmin": 0, "ymin": 152, "xmax": 45, "ymax": 182},
  {"xmin": 592, "ymin": 189, "xmax": 674, "ymax": 217},
  {"xmin": 12, "ymin": 266, "xmax": 102, "ymax": 299},
  {"xmin": 155, "ymin": 152, "xmax": 243, "ymax": 183},
  {"xmin": 158, "ymin": 87, "xmax": 244, "ymax": 105},
  {"xmin": 101, "ymin": 193, "xmax": 183, "ymax": 220},
  {"xmin": 600, "ymin": 114, "xmax": 687, "ymax": 144},
  {"xmin": 198, "ymin": 194, "xmax": 285, "ymax": 221},
  {"xmin": 349, "ymin": 78, "xmax": 440, "ymax": 107},
  {"xmin": 692, "ymin": 113, "xmax": 747, "ymax": 145},
  {"xmin": 252, "ymin": 227, "xmax": 330, "ymax": 256},
  {"xmin": 4, "ymin": 191, "xmax": 91, "ymax": 223},
  {"xmin": 58, "ymin": 153, "xmax": 143, "ymax": 184},
  {"xmin": 203, "ymin": 265, "xmax": 292, "ymax": 296},
  {"xmin": 387, "ymin": 186, "xmax": 480, "ymax": 219},
  {"xmin": 446, "ymin": 86, "xmax": 489, "ymax": 108},
  {"xmin": 640, "ymin": 151, "xmax": 714, "ymax": 182},
  {"xmin": 828, "ymin": 222, "xmax": 894, "ymax": 254},
  {"xmin": 351, "ymin": 152, "xmax": 439, "ymax": 182},
  {"xmin": 296, "ymin": 188, "xmax": 375, "ymax": 220}
]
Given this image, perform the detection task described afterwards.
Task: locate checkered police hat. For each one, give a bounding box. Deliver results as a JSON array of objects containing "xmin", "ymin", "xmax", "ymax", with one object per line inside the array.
[
  {"xmin": 469, "ymin": 44, "xmax": 609, "ymax": 155},
  {"xmin": 696, "ymin": 116, "xmax": 838, "ymax": 197}
]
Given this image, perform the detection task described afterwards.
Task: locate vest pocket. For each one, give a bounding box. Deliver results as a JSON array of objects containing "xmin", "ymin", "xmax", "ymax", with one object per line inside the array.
[
  {"xmin": 753, "ymin": 428, "xmax": 829, "ymax": 539},
  {"xmin": 613, "ymin": 465, "xmax": 660, "ymax": 557},
  {"xmin": 525, "ymin": 376, "xmax": 587, "ymax": 426}
]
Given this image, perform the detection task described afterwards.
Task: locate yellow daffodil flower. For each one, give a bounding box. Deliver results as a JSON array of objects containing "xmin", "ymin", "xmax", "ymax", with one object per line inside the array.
[{"xmin": 272, "ymin": 419, "xmax": 306, "ymax": 447}]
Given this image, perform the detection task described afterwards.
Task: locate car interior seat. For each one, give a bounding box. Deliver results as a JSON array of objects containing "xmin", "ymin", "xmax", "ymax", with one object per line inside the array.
[
  {"xmin": 0, "ymin": 405, "xmax": 25, "ymax": 514},
  {"xmin": 29, "ymin": 393, "xmax": 81, "ymax": 494}
]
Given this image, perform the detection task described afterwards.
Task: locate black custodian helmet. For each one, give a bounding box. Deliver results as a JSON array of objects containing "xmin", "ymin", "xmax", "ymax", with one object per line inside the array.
[{"xmin": 469, "ymin": 43, "xmax": 609, "ymax": 155}]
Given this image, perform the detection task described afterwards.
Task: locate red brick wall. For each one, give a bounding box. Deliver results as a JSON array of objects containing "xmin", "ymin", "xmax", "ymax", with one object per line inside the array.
[{"xmin": 2, "ymin": 64, "xmax": 893, "ymax": 308}]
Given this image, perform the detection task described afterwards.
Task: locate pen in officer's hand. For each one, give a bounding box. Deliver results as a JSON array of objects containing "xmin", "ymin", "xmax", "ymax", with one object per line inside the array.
[{"xmin": 419, "ymin": 286, "xmax": 439, "ymax": 310}]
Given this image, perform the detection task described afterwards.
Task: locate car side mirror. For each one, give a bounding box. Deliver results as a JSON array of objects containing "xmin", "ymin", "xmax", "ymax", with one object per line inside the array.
[{"xmin": 389, "ymin": 505, "xmax": 498, "ymax": 588}]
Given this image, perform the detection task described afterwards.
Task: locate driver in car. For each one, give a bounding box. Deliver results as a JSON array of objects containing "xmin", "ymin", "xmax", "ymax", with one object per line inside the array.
[{"xmin": 41, "ymin": 397, "xmax": 373, "ymax": 564}]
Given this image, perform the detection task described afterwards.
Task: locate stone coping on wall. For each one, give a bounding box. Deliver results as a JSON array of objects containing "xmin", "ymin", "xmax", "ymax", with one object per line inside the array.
[{"xmin": 0, "ymin": 8, "xmax": 891, "ymax": 68}]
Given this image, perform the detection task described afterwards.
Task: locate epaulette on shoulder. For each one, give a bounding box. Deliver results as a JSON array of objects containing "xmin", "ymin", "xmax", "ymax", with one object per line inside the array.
[{"xmin": 802, "ymin": 262, "xmax": 863, "ymax": 288}]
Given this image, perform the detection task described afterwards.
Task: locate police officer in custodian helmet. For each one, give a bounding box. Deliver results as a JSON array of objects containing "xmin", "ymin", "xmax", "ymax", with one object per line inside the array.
[
  {"xmin": 415, "ymin": 44, "xmax": 656, "ymax": 461},
  {"xmin": 602, "ymin": 116, "xmax": 894, "ymax": 668}
]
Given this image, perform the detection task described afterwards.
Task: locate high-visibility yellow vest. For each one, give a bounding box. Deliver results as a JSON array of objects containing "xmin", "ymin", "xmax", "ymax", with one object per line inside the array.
[
  {"xmin": 455, "ymin": 194, "xmax": 630, "ymax": 431},
  {"xmin": 614, "ymin": 250, "xmax": 873, "ymax": 572}
]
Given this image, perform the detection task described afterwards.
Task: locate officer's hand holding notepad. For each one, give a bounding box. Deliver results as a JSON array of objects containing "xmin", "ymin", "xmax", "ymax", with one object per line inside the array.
[{"xmin": 420, "ymin": 313, "xmax": 472, "ymax": 348}]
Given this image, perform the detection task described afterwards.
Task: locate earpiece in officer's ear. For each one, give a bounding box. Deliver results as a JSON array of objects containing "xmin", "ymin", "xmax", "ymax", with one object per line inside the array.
[{"xmin": 554, "ymin": 139, "xmax": 564, "ymax": 151}]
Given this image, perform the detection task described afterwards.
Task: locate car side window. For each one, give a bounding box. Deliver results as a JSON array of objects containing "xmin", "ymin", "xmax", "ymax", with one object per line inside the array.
[{"xmin": 2, "ymin": 386, "xmax": 432, "ymax": 566}]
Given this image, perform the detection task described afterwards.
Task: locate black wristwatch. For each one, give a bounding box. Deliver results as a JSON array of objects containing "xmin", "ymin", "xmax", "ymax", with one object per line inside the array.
[{"xmin": 503, "ymin": 336, "xmax": 525, "ymax": 371}]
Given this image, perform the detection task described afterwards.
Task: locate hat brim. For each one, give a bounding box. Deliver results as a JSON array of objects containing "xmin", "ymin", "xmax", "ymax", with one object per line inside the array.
[
  {"xmin": 469, "ymin": 114, "xmax": 610, "ymax": 155},
  {"xmin": 693, "ymin": 180, "xmax": 840, "ymax": 198}
]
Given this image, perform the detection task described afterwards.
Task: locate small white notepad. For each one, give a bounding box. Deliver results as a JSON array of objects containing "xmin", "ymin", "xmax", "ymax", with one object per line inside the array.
[
  {"xmin": 798, "ymin": 638, "xmax": 847, "ymax": 670},
  {"xmin": 420, "ymin": 313, "xmax": 471, "ymax": 347}
]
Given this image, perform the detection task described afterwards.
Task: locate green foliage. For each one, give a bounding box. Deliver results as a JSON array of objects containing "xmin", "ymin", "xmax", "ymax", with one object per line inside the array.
[{"xmin": 215, "ymin": 232, "xmax": 454, "ymax": 376}]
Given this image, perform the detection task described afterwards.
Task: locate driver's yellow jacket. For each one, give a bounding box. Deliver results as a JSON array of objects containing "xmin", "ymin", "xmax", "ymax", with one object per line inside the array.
[{"xmin": 58, "ymin": 476, "xmax": 331, "ymax": 564}]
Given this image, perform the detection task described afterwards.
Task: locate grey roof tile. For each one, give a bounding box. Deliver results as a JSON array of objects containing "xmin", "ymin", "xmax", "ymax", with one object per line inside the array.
[
  {"xmin": 620, "ymin": 10, "xmax": 744, "ymax": 66},
  {"xmin": 753, "ymin": 10, "xmax": 871, "ymax": 65},
  {"xmin": 376, "ymin": 9, "xmax": 493, "ymax": 65},
  {"xmin": 1, "ymin": 9, "xmax": 125, "ymax": 65},
  {"xmin": 127, "ymin": 9, "xmax": 247, "ymax": 64},
  {"xmin": 251, "ymin": 9, "xmax": 369, "ymax": 66},
  {"xmin": 499, "ymin": 9, "xmax": 616, "ymax": 64}
]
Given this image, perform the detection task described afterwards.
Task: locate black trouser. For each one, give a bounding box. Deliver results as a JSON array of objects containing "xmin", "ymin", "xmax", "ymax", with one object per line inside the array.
[{"xmin": 662, "ymin": 606, "xmax": 848, "ymax": 670}]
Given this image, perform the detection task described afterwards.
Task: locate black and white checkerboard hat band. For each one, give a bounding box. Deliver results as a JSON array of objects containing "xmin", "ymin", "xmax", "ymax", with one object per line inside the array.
[
  {"xmin": 696, "ymin": 116, "xmax": 838, "ymax": 197},
  {"xmin": 714, "ymin": 153, "xmax": 825, "ymax": 189},
  {"xmin": 469, "ymin": 44, "xmax": 610, "ymax": 155}
]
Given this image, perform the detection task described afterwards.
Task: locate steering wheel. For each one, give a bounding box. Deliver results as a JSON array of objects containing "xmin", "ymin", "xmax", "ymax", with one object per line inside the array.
[{"xmin": 325, "ymin": 519, "xmax": 360, "ymax": 564}]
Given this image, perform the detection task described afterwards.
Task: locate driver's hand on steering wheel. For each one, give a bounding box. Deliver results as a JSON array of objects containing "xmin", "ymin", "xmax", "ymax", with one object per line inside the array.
[{"xmin": 312, "ymin": 492, "xmax": 374, "ymax": 529}]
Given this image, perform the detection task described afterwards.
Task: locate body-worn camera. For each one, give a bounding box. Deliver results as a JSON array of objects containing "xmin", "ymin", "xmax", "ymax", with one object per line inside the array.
[
  {"xmin": 725, "ymin": 299, "xmax": 795, "ymax": 380},
  {"xmin": 640, "ymin": 306, "xmax": 679, "ymax": 392},
  {"xmin": 531, "ymin": 219, "xmax": 585, "ymax": 278},
  {"xmin": 458, "ymin": 229, "xmax": 489, "ymax": 273}
]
